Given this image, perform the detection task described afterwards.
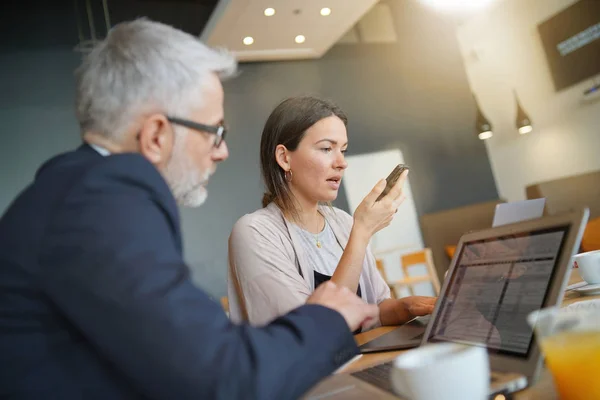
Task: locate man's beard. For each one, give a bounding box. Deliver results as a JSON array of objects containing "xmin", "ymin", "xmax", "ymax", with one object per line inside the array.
[{"xmin": 163, "ymin": 136, "xmax": 211, "ymax": 208}]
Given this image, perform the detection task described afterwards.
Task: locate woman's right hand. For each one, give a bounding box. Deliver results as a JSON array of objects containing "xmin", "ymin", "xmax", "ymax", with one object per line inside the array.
[{"xmin": 352, "ymin": 170, "xmax": 408, "ymax": 240}]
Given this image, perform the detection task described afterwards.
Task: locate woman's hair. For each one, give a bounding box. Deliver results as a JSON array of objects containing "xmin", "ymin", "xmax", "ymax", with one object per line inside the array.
[{"xmin": 260, "ymin": 95, "xmax": 348, "ymax": 217}]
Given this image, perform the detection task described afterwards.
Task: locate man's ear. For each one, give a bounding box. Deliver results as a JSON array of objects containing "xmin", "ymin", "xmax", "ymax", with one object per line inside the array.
[
  {"xmin": 275, "ymin": 144, "xmax": 292, "ymax": 171},
  {"xmin": 138, "ymin": 114, "xmax": 174, "ymax": 166}
]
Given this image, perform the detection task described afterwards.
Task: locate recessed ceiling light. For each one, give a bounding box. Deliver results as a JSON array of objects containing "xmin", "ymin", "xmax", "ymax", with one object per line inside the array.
[
  {"xmin": 295, "ymin": 35, "xmax": 306, "ymax": 44},
  {"xmin": 243, "ymin": 36, "xmax": 254, "ymax": 45},
  {"xmin": 264, "ymin": 7, "xmax": 275, "ymax": 16},
  {"xmin": 320, "ymin": 7, "xmax": 331, "ymax": 16}
]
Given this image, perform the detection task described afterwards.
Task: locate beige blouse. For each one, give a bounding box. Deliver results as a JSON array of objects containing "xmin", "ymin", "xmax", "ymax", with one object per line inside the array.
[{"xmin": 227, "ymin": 202, "xmax": 390, "ymax": 326}]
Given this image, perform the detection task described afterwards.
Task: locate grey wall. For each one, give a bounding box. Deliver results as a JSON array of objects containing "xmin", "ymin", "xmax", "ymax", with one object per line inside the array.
[
  {"xmin": 0, "ymin": 0, "xmax": 498, "ymax": 299},
  {"xmin": 0, "ymin": 49, "xmax": 81, "ymax": 209}
]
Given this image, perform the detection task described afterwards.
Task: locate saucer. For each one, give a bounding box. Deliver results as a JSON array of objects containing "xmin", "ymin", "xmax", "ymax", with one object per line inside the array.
[
  {"xmin": 566, "ymin": 281, "xmax": 588, "ymax": 291},
  {"xmin": 569, "ymin": 283, "xmax": 600, "ymax": 296}
]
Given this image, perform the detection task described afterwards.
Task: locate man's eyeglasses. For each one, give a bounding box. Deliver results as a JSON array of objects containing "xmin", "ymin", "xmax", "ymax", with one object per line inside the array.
[{"xmin": 166, "ymin": 116, "xmax": 227, "ymax": 148}]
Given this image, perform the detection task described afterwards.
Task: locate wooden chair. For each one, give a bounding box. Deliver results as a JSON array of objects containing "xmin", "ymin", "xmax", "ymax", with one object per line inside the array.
[
  {"xmin": 220, "ymin": 296, "xmax": 229, "ymax": 315},
  {"xmin": 375, "ymin": 248, "xmax": 441, "ymax": 298},
  {"xmin": 399, "ymin": 248, "xmax": 440, "ymax": 296}
]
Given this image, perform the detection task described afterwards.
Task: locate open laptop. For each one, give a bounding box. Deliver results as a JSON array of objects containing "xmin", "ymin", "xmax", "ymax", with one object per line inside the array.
[
  {"xmin": 304, "ymin": 208, "xmax": 589, "ymax": 399},
  {"xmin": 360, "ymin": 198, "xmax": 548, "ymax": 354}
]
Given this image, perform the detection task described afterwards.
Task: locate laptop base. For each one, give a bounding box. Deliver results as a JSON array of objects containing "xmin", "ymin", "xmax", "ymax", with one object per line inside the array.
[{"xmin": 359, "ymin": 316, "xmax": 430, "ymax": 354}]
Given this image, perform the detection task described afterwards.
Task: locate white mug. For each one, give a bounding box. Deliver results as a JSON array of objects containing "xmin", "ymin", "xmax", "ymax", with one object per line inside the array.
[
  {"xmin": 390, "ymin": 342, "xmax": 489, "ymax": 400},
  {"xmin": 574, "ymin": 250, "xmax": 600, "ymax": 284}
]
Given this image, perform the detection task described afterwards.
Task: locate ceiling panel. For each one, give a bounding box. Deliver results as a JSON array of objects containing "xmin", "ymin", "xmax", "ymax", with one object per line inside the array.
[{"xmin": 202, "ymin": 0, "xmax": 380, "ymax": 62}]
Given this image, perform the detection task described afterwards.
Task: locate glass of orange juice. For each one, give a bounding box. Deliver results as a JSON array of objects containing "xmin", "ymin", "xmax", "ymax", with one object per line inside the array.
[{"xmin": 527, "ymin": 304, "xmax": 600, "ymax": 400}]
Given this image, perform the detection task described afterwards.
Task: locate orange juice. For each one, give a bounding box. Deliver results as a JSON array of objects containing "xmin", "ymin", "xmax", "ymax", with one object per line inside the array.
[{"xmin": 541, "ymin": 331, "xmax": 600, "ymax": 400}]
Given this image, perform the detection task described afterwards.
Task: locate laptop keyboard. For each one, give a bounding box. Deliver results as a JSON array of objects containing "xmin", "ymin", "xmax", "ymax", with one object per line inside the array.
[{"xmin": 351, "ymin": 361, "xmax": 395, "ymax": 395}]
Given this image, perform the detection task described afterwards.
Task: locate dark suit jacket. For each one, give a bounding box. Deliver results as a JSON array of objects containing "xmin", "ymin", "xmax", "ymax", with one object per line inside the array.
[{"xmin": 0, "ymin": 145, "xmax": 358, "ymax": 399}]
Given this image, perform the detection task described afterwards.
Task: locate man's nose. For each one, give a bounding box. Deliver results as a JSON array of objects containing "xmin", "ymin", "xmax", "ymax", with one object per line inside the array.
[{"xmin": 212, "ymin": 141, "xmax": 229, "ymax": 161}]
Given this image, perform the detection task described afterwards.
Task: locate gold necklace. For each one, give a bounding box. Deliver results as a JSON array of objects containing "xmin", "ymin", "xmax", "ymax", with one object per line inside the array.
[{"xmin": 315, "ymin": 213, "xmax": 323, "ymax": 248}]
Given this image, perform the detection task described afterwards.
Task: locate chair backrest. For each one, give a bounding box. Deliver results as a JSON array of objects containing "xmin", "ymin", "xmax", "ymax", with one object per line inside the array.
[
  {"xmin": 375, "ymin": 248, "xmax": 440, "ymax": 298},
  {"xmin": 526, "ymin": 170, "xmax": 600, "ymax": 219},
  {"xmin": 399, "ymin": 248, "xmax": 441, "ymax": 296}
]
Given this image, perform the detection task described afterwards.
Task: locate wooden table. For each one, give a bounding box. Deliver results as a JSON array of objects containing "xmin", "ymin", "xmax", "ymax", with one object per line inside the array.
[{"xmin": 338, "ymin": 269, "xmax": 599, "ymax": 399}]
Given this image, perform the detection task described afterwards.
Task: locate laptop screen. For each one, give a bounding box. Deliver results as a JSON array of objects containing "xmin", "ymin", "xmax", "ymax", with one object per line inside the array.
[{"xmin": 427, "ymin": 225, "xmax": 570, "ymax": 358}]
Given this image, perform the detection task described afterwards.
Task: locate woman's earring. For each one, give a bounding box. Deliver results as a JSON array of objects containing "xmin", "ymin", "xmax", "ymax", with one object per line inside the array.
[{"xmin": 285, "ymin": 169, "xmax": 293, "ymax": 182}]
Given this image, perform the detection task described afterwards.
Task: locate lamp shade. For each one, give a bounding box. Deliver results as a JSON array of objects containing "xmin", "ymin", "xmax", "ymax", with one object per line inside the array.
[
  {"xmin": 515, "ymin": 92, "xmax": 533, "ymax": 135},
  {"xmin": 474, "ymin": 94, "xmax": 493, "ymax": 140}
]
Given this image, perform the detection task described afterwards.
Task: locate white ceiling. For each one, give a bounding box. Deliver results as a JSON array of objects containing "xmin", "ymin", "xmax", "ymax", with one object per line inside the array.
[{"xmin": 201, "ymin": 0, "xmax": 380, "ymax": 62}]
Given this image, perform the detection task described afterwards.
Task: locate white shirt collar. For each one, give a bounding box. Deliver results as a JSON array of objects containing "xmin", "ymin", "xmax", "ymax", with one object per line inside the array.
[{"xmin": 88, "ymin": 143, "xmax": 111, "ymax": 157}]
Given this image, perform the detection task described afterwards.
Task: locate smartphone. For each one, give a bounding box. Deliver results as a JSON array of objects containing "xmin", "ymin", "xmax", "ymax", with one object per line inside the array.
[{"xmin": 376, "ymin": 164, "xmax": 409, "ymax": 201}]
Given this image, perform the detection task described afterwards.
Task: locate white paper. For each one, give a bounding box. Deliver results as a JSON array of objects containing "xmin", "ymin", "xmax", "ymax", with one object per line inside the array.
[{"xmin": 492, "ymin": 199, "xmax": 546, "ymax": 227}]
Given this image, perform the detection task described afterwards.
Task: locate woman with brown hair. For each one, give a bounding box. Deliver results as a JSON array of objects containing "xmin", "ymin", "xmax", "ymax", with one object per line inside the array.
[{"xmin": 227, "ymin": 96, "xmax": 435, "ymax": 327}]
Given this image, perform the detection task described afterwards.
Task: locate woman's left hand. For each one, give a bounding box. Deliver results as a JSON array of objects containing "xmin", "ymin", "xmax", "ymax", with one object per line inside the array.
[
  {"xmin": 397, "ymin": 296, "xmax": 437, "ymax": 318},
  {"xmin": 379, "ymin": 296, "xmax": 437, "ymax": 326}
]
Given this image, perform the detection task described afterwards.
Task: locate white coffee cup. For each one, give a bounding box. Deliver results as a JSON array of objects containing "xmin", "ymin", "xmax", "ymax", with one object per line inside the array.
[
  {"xmin": 390, "ymin": 342, "xmax": 489, "ymax": 400},
  {"xmin": 574, "ymin": 250, "xmax": 600, "ymax": 284}
]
